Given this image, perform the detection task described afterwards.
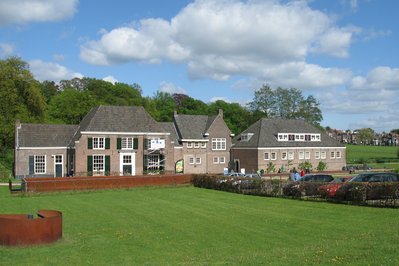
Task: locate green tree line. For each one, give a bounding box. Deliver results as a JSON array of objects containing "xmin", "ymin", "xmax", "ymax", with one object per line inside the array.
[{"xmin": 0, "ymin": 57, "xmax": 324, "ymax": 154}]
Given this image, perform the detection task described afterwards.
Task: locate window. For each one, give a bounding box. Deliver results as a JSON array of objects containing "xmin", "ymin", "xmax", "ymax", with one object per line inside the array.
[
  {"xmin": 315, "ymin": 151, "xmax": 320, "ymax": 159},
  {"xmin": 298, "ymin": 151, "xmax": 304, "ymax": 160},
  {"xmin": 219, "ymin": 157, "xmax": 225, "ymax": 164},
  {"xmin": 330, "ymin": 151, "xmax": 335, "ymax": 159},
  {"xmin": 123, "ymin": 155, "xmax": 131, "ymax": 164},
  {"xmin": 147, "ymin": 154, "xmax": 160, "ymax": 170},
  {"xmin": 189, "ymin": 157, "xmax": 195, "ymax": 164},
  {"xmin": 213, "ymin": 157, "xmax": 226, "ymax": 164},
  {"xmin": 213, "ymin": 157, "xmax": 219, "ymax": 164},
  {"xmin": 194, "ymin": 142, "xmax": 200, "ymax": 148},
  {"xmin": 201, "ymin": 142, "xmax": 207, "ymax": 148},
  {"xmin": 288, "ymin": 151, "xmax": 294, "ymax": 160},
  {"xmin": 34, "ymin": 155, "xmax": 46, "ymax": 174},
  {"xmin": 264, "ymin": 152, "xmax": 270, "ymax": 160},
  {"xmin": 212, "ymin": 138, "xmax": 226, "ymax": 150},
  {"xmin": 271, "ymin": 152, "xmax": 277, "ymax": 160},
  {"xmin": 336, "ymin": 151, "xmax": 341, "ymax": 158},
  {"xmin": 281, "ymin": 152, "xmax": 287, "ymax": 160},
  {"xmin": 93, "ymin": 137, "xmax": 105, "ymax": 149},
  {"xmin": 55, "ymin": 155, "xmax": 62, "ymax": 164},
  {"xmin": 321, "ymin": 151, "xmax": 326, "ymax": 159},
  {"xmin": 187, "ymin": 142, "xmax": 193, "ymax": 148},
  {"xmin": 122, "ymin": 137, "xmax": 133, "ymax": 149},
  {"xmin": 196, "ymin": 157, "xmax": 201, "ymax": 164},
  {"xmin": 305, "ymin": 151, "xmax": 310, "ymax": 159},
  {"xmin": 93, "ymin": 155, "xmax": 104, "ymax": 173}
]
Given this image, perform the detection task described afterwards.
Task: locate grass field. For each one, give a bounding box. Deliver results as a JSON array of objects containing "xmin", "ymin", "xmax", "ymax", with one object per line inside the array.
[
  {"xmin": 1, "ymin": 186, "xmax": 398, "ymax": 265},
  {"xmin": 346, "ymin": 144, "xmax": 399, "ymax": 163}
]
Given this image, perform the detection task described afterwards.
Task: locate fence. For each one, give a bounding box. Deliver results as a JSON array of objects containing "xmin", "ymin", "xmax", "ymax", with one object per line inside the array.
[
  {"xmin": 21, "ymin": 174, "xmax": 193, "ymax": 193},
  {"xmin": 193, "ymin": 175, "xmax": 399, "ymax": 208}
]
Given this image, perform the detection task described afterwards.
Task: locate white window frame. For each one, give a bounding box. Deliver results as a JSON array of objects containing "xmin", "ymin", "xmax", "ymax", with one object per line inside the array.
[
  {"xmin": 281, "ymin": 152, "xmax": 287, "ymax": 160},
  {"xmin": 93, "ymin": 155, "xmax": 105, "ymax": 174},
  {"xmin": 212, "ymin": 138, "xmax": 226, "ymax": 150},
  {"xmin": 330, "ymin": 151, "xmax": 336, "ymax": 159},
  {"xmin": 187, "ymin": 142, "xmax": 193, "ymax": 148},
  {"xmin": 288, "ymin": 151, "xmax": 294, "ymax": 160},
  {"xmin": 34, "ymin": 155, "xmax": 46, "ymax": 174},
  {"xmin": 219, "ymin": 157, "xmax": 225, "ymax": 164},
  {"xmin": 315, "ymin": 151, "xmax": 320, "ymax": 159},
  {"xmin": 121, "ymin": 137, "xmax": 133, "ymax": 150},
  {"xmin": 194, "ymin": 142, "xmax": 200, "ymax": 148},
  {"xmin": 189, "ymin": 157, "xmax": 195, "ymax": 164},
  {"xmin": 201, "ymin": 142, "xmax": 207, "ymax": 148},
  {"xmin": 264, "ymin": 152, "xmax": 270, "ymax": 160},
  {"xmin": 213, "ymin": 157, "xmax": 219, "ymax": 164},
  {"xmin": 195, "ymin": 157, "xmax": 201, "ymax": 164},
  {"xmin": 271, "ymin": 152, "xmax": 277, "ymax": 160},
  {"xmin": 93, "ymin": 137, "xmax": 105, "ymax": 150},
  {"xmin": 298, "ymin": 151, "xmax": 305, "ymax": 160},
  {"xmin": 305, "ymin": 151, "xmax": 311, "ymax": 160},
  {"xmin": 336, "ymin": 151, "xmax": 341, "ymax": 159},
  {"xmin": 321, "ymin": 151, "xmax": 327, "ymax": 159}
]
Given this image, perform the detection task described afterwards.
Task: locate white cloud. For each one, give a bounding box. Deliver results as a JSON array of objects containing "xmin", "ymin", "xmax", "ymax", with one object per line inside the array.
[
  {"xmin": 159, "ymin": 81, "xmax": 187, "ymax": 94},
  {"xmin": 350, "ymin": 66, "xmax": 399, "ymax": 91},
  {"xmin": 103, "ymin": 76, "xmax": 118, "ymax": 84},
  {"xmin": 0, "ymin": 42, "xmax": 14, "ymax": 57},
  {"xmin": 80, "ymin": 0, "xmax": 355, "ymax": 88},
  {"xmin": 0, "ymin": 0, "xmax": 78, "ymax": 26},
  {"xmin": 29, "ymin": 60, "xmax": 83, "ymax": 82}
]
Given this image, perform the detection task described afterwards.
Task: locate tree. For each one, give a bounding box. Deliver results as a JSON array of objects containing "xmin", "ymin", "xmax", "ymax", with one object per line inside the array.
[
  {"xmin": 356, "ymin": 128, "xmax": 375, "ymax": 145},
  {"xmin": 248, "ymin": 84, "xmax": 275, "ymax": 117},
  {"xmin": 48, "ymin": 89, "xmax": 98, "ymax": 124},
  {"xmin": 0, "ymin": 57, "xmax": 46, "ymax": 152},
  {"xmin": 147, "ymin": 91, "xmax": 176, "ymax": 122},
  {"xmin": 248, "ymin": 84, "xmax": 323, "ymax": 125}
]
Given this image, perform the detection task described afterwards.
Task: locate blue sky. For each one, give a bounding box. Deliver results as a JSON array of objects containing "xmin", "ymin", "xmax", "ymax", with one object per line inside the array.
[{"xmin": 1, "ymin": 0, "xmax": 398, "ymax": 132}]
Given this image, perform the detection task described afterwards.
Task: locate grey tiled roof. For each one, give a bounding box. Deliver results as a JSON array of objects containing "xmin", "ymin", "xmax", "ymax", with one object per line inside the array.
[
  {"xmin": 17, "ymin": 124, "xmax": 78, "ymax": 147},
  {"xmin": 159, "ymin": 122, "xmax": 181, "ymax": 146},
  {"xmin": 233, "ymin": 118, "xmax": 344, "ymax": 148},
  {"xmin": 173, "ymin": 114, "xmax": 215, "ymax": 140},
  {"xmin": 78, "ymin": 106, "xmax": 166, "ymax": 133}
]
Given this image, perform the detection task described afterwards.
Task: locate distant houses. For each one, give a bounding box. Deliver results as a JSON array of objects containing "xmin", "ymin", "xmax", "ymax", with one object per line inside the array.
[
  {"xmin": 15, "ymin": 105, "xmax": 346, "ymax": 178},
  {"xmin": 327, "ymin": 129, "xmax": 399, "ymax": 146}
]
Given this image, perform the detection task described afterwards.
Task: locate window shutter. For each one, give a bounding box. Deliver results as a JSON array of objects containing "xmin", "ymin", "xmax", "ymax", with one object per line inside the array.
[
  {"xmin": 29, "ymin": 156, "xmax": 34, "ymax": 175},
  {"xmin": 133, "ymin": 138, "xmax": 138, "ymax": 149},
  {"xmin": 144, "ymin": 155, "xmax": 148, "ymax": 171},
  {"xmin": 87, "ymin": 156, "xmax": 93, "ymax": 176},
  {"xmin": 88, "ymin": 138, "xmax": 93, "ymax": 149},
  {"xmin": 105, "ymin": 155, "xmax": 110, "ymax": 176},
  {"xmin": 105, "ymin": 138, "xmax": 110, "ymax": 149},
  {"xmin": 117, "ymin": 138, "xmax": 121, "ymax": 149},
  {"xmin": 144, "ymin": 138, "xmax": 148, "ymax": 150}
]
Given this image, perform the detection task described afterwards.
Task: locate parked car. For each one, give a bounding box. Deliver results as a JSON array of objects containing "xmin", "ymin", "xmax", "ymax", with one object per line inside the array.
[
  {"xmin": 318, "ymin": 177, "xmax": 352, "ymax": 197},
  {"xmin": 348, "ymin": 172, "xmax": 399, "ymax": 183},
  {"xmin": 245, "ymin": 173, "xmax": 261, "ymax": 178},
  {"xmin": 298, "ymin": 174, "xmax": 334, "ymax": 182},
  {"xmin": 228, "ymin": 172, "xmax": 246, "ymax": 177},
  {"xmin": 336, "ymin": 172, "xmax": 399, "ymax": 201}
]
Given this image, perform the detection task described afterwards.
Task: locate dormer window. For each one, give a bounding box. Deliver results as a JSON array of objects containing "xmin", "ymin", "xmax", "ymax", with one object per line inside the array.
[
  {"xmin": 277, "ymin": 133, "xmax": 321, "ymax": 142},
  {"xmin": 241, "ymin": 133, "xmax": 254, "ymax": 142}
]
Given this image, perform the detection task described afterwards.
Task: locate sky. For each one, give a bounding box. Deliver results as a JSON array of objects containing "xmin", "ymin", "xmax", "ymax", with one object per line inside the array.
[{"xmin": 0, "ymin": 0, "xmax": 398, "ymax": 133}]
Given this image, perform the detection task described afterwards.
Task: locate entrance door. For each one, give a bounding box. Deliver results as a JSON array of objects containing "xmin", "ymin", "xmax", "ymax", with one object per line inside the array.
[
  {"xmin": 54, "ymin": 155, "xmax": 63, "ymax": 177},
  {"xmin": 120, "ymin": 153, "xmax": 135, "ymax": 176}
]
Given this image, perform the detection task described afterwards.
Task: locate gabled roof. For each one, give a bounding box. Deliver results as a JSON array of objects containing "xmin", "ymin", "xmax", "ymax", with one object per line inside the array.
[
  {"xmin": 17, "ymin": 124, "xmax": 78, "ymax": 148},
  {"xmin": 233, "ymin": 118, "xmax": 344, "ymax": 148},
  {"xmin": 159, "ymin": 122, "xmax": 181, "ymax": 146},
  {"xmin": 173, "ymin": 113, "xmax": 218, "ymax": 140},
  {"xmin": 78, "ymin": 106, "xmax": 166, "ymax": 133}
]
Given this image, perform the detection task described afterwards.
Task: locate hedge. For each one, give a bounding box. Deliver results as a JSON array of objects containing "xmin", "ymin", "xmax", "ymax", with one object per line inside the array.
[{"xmin": 192, "ymin": 175, "xmax": 399, "ymax": 208}]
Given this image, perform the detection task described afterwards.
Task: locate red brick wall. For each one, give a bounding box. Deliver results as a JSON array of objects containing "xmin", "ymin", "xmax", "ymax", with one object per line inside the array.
[{"xmin": 23, "ymin": 174, "xmax": 193, "ymax": 192}]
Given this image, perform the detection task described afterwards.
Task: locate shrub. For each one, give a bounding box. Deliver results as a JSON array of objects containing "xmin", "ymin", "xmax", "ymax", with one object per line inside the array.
[{"xmin": 316, "ymin": 161, "xmax": 327, "ymax": 172}]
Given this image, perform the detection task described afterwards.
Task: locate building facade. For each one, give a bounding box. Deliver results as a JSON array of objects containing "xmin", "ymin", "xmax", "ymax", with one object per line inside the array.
[{"xmin": 231, "ymin": 118, "xmax": 346, "ymax": 173}]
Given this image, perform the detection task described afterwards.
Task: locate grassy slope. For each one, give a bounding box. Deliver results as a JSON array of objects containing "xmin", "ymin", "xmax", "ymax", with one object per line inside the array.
[
  {"xmin": 1, "ymin": 186, "xmax": 398, "ymax": 265},
  {"xmin": 346, "ymin": 144, "xmax": 398, "ymax": 162}
]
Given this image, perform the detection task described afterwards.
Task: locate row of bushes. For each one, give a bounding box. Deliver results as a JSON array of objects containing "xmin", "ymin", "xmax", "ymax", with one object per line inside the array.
[{"xmin": 192, "ymin": 175, "xmax": 399, "ymax": 208}]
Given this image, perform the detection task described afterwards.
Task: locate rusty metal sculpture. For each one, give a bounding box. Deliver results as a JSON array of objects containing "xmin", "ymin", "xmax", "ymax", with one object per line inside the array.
[{"xmin": 0, "ymin": 210, "xmax": 62, "ymax": 246}]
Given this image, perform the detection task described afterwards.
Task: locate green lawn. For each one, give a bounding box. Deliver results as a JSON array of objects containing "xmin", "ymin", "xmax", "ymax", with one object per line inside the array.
[
  {"xmin": 1, "ymin": 186, "xmax": 398, "ymax": 265},
  {"xmin": 346, "ymin": 144, "xmax": 399, "ymax": 163}
]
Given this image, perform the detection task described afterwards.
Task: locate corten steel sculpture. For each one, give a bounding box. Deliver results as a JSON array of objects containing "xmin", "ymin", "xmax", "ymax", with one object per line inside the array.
[{"xmin": 0, "ymin": 210, "xmax": 62, "ymax": 246}]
